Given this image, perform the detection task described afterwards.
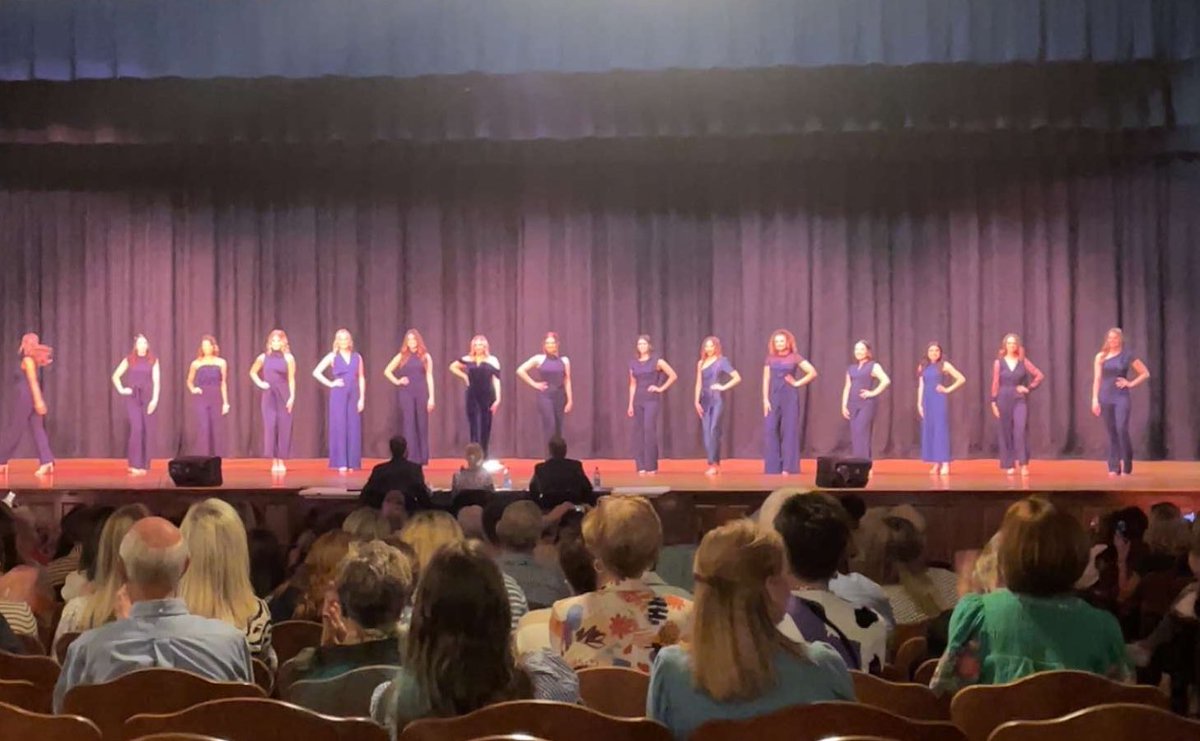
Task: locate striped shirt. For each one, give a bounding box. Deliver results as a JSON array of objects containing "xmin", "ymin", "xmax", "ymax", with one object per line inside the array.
[
  {"xmin": 0, "ymin": 600, "xmax": 37, "ymax": 637},
  {"xmin": 46, "ymin": 545, "xmax": 82, "ymax": 588}
]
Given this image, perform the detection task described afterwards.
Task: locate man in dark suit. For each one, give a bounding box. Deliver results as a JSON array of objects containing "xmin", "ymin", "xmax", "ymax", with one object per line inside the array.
[
  {"xmin": 359, "ymin": 436, "xmax": 432, "ymax": 513},
  {"xmin": 529, "ymin": 436, "xmax": 595, "ymax": 505}
]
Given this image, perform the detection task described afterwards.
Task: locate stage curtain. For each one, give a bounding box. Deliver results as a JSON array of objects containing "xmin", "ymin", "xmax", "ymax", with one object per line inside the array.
[
  {"xmin": 0, "ymin": 144, "xmax": 1196, "ymax": 464},
  {"xmin": 0, "ymin": 63, "xmax": 1183, "ymax": 145},
  {"xmin": 1, "ymin": 0, "xmax": 1198, "ymax": 81}
]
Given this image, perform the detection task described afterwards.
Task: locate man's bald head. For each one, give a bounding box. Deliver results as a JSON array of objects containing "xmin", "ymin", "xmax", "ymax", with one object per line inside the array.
[{"xmin": 119, "ymin": 516, "xmax": 190, "ymax": 592}]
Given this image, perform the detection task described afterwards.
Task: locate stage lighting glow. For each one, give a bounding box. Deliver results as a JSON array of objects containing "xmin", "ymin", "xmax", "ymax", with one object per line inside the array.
[{"xmin": 482, "ymin": 459, "xmax": 505, "ymax": 473}]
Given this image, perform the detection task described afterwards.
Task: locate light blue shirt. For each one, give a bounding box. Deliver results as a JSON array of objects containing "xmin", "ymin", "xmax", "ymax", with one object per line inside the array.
[
  {"xmin": 647, "ymin": 642, "xmax": 855, "ymax": 740},
  {"xmin": 53, "ymin": 597, "xmax": 253, "ymax": 712}
]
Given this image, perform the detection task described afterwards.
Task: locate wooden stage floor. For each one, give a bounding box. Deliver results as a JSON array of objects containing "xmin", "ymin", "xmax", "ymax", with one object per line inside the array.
[{"xmin": 3, "ymin": 457, "xmax": 1198, "ymax": 497}]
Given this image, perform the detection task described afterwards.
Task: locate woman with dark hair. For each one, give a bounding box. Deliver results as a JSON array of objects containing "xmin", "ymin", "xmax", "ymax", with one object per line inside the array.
[
  {"xmin": 385, "ymin": 329, "xmax": 435, "ymax": 465},
  {"xmin": 626, "ymin": 335, "xmax": 677, "ymax": 475},
  {"xmin": 247, "ymin": 528, "xmax": 287, "ymax": 599},
  {"xmin": 111, "ymin": 334, "xmax": 160, "ymax": 476},
  {"xmin": 186, "ymin": 335, "xmax": 229, "ymax": 457},
  {"xmin": 991, "ymin": 333, "xmax": 1044, "ymax": 476},
  {"xmin": 761, "ymin": 330, "xmax": 817, "ymax": 475},
  {"xmin": 0, "ymin": 333, "xmax": 54, "ymax": 475},
  {"xmin": 449, "ymin": 335, "xmax": 501, "ymax": 458},
  {"xmin": 694, "ymin": 336, "xmax": 741, "ymax": 476},
  {"xmin": 841, "ymin": 341, "xmax": 890, "ymax": 460},
  {"xmin": 517, "ymin": 332, "xmax": 573, "ymax": 447},
  {"xmin": 372, "ymin": 539, "xmax": 578, "ymax": 738},
  {"xmin": 250, "ymin": 329, "xmax": 296, "ymax": 473},
  {"xmin": 313, "ymin": 329, "xmax": 366, "ymax": 472},
  {"xmin": 1091, "ymin": 328, "xmax": 1150, "ymax": 476},
  {"xmin": 917, "ymin": 342, "xmax": 966, "ymax": 476}
]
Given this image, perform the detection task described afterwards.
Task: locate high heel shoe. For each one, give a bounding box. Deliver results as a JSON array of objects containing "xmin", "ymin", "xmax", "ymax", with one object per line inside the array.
[{"xmin": 35, "ymin": 462, "xmax": 54, "ymax": 476}]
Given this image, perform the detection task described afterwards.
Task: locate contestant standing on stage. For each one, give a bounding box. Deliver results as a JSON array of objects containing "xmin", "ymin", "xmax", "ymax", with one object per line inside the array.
[
  {"xmin": 1091, "ymin": 328, "xmax": 1149, "ymax": 476},
  {"xmin": 917, "ymin": 342, "xmax": 965, "ymax": 476},
  {"xmin": 384, "ymin": 329, "xmax": 435, "ymax": 466},
  {"xmin": 841, "ymin": 341, "xmax": 890, "ymax": 460},
  {"xmin": 694, "ymin": 336, "xmax": 741, "ymax": 475},
  {"xmin": 762, "ymin": 329, "xmax": 817, "ymax": 475},
  {"xmin": 449, "ymin": 335, "xmax": 501, "ymax": 458},
  {"xmin": 250, "ymin": 329, "xmax": 296, "ymax": 473},
  {"xmin": 186, "ymin": 335, "xmax": 229, "ymax": 457},
  {"xmin": 516, "ymin": 332, "xmax": 572, "ymax": 446},
  {"xmin": 0, "ymin": 333, "xmax": 54, "ymax": 476},
  {"xmin": 313, "ymin": 328, "xmax": 365, "ymax": 472},
  {"xmin": 627, "ymin": 335, "xmax": 677, "ymax": 475},
  {"xmin": 111, "ymin": 334, "xmax": 160, "ymax": 475},
  {"xmin": 991, "ymin": 333, "xmax": 1044, "ymax": 476}
]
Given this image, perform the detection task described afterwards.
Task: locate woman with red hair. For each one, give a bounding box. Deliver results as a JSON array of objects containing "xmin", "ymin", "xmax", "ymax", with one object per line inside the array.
[
  {"xmin": 385, "ymin": 329, "xmax": 436, "ymax": 465},
  {"xmin": 0, "ymin": 333, "xmax": 54, "ymax": 475},
  {"xmin": 761, "ymin": 330, "xmax": 817, "ymax": 475},
  {"xmin": 517, "ymin": 331, "xmax": 573, "ymax": 448}
]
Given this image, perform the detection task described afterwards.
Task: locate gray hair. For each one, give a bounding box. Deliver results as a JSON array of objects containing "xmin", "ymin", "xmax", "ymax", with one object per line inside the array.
[{"xmin": 119, "ymin": 526, "xmax": 190, "ymax": 588}]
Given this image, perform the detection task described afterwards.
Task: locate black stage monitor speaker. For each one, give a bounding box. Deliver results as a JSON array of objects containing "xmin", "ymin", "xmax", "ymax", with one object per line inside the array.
[
  {"xmin": 815, "ymin": 456, "xmax": 871, "ymax": 488},
  {"xmin": 169, "ymin": 456, "xmax": 223, "ymax": 487}
]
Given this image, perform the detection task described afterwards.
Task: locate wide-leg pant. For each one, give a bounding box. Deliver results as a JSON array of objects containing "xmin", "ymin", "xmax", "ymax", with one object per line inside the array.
[
  {"xmin": 398, "ymin": 389, "xmax": 429, "ymax": 464},
  {"xmin": 631, "ymin": 399, "xmax": 660, "ymax": 472},
  {"xmin": 849, "ymin": 399, "xmax": 876, "ymax": 459},
  {"xmin": 763, "ymin": 394, "xmax": 800, "ymax": 474},
  {"xmin": 701, "ymin": 395, "xmax": 724, "ymax": 465},
  {"xmin": 0, "ymin": 397, "xmax": 53, "ymax": 465},
  {"xmin": 996, "ymin": 394, "xmax": 1029, "ymax": 469},
  {"xmin": 467, "ymin": 392, "xmax": 494, "ymax": 457},
  {"xmin": 328, "ymin": 386, "xmax": 362, "ymax": 469},
  {"xmin": 262, "ymin": 388, "xmax": 293, "ymax": 459},
  {"xmin": 193, "ymin": 390, "xmax": 224, "ymax": 457},
  {"xmin": 125, "ymin": 395, "xmax": 152, "ymax": 469},
  {"xmin": 537, "ymin": 388, "xmax": 566, "ymax": 446}
]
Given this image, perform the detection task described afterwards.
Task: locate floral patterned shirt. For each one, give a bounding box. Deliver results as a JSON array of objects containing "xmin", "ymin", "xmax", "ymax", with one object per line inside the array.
[{"xmin": 549, "ymin": 578, "xmax": 692, "ymax": 671}]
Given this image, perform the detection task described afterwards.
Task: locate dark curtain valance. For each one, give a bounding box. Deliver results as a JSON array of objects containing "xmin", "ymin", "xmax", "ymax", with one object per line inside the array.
[
  {"xmin": 1, "ymin": 0, "xmax": 1197, "ymax": 81},
  {"xmin": 0, "ymin": 64, "xmax": 1182, "ymax": 145}
]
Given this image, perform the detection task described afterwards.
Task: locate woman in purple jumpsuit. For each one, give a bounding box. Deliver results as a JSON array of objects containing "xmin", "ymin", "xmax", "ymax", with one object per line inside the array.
[
  {"xmin": 450, "ymin": 335, "xmax": 502, "ymax": 458},
  {"xmin": 517, "ymin": 332, "xmax": 573, "ymax": 448},
  {"xmin": 917, "ymin": 341, "xmax": 966, "ymax": 476},
  {"xmin": 111, "ymin": 334, "xmax": 160, "ymax": 476},
  {"xmin": 626, "ymin": 335, "xmax": 677, "ymax": 474},
  {"xmin": 990, "ymin": 333, "xmax": 1045, "ymax": 476},
  {"xmin": 250, "ymin": 329, "xmax": 296, "ymax": 473},
  {"xmin": 186, "ymin": 335, "xmax": 229, "ymax": 457},
  {"xmin": 1090, "ymin": 328, "xmax": 1150, "ymax": 476},
  {"xmin": 0, "ymin": 333, "xmax": 54, "ymax": 476},
  {"xmin": 313, "ymin": 328, "xmax": 365, "ymax": 472},
  {"xmin": 694, "ymin": 336, "xmax": 742, "ymax": 476},
  {"xmin": 761, "ymin": 329, "xmax": 817, "ymax": 474},
  {"xmin": 384, "ymin": 329, "xmax": 436, "ymax": 465},
  {"xmin": 841, "ymin": 340, "xmax": 890, "ymax": 460}
]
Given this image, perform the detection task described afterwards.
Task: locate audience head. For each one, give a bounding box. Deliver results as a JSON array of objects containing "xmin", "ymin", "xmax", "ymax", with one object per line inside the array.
[
  {"xmin": 774, "ymin": 493, "xmax": 850, "ymax": 584},
  {"xmin": 690, "ymin": 519, "xmax": 800, "ymax": 702},
  {"xmin": 334, "ymin": 541, "xmax": 415, "ymax": 636},
  {"xmin": 582, "ymin": 496, "xmax": 662, "ymax": 583},
  {"xmin": 389, "ymin": 436, "xmax": 408, "ymax": 461},
  {"xmin": 837, "ymin": 494, "xmax": 866, "ymax": 529},
  {"xmin": 399, "ymin": 510, "xmax": 464, "ymax": 573},
  {"xmin": 1101, "ymin": 505, "xmax": 1149, "ymax": 545},
  {"xmin": 178, "ymin": 498, "xmax": 259, "ymax": 625},
  {"xmin": 1145, "ymin": 502, "xmax": 1191, "ymax": 557},
  {"xmin": 753, "ymin": 488, "xmax": 806, "ymax": 536},
  {"xmin": 55, "ymin": 505, "xmax": 94, "ymax": 559},
  {"xmin": 118, "ymin": 517, "xmax": 190, "ymax": 600},
  {"xmin": 463, "ymin": 443, "xmax": 485, "ymax": 470},
  {"xmin": 964, "ymin": 532, "xmax": 1003, "ymax": 594},
  {"xmin": 380, "ymin": 490, "xmax": 409, "ymax": 532},
  {"xmin": 79, "ymin": 503, "xmax": 149, "ymax": 628},
  {"xmin": 495, "ymin": 500, "xmax": 543, "ymax": 553},
  {"xmin": 547, "ymin": 436, "xmax": 568, "ymax": 460},
  {"xmin": 557, "ymin": 528, "xmax": 597, "ymax": 595},
  {"xmin": 247, "ymin": 528, "xmax": 285, "ymax": 599},
  {"xmin": 296, "ymin": 529, "xmax": 354, "ymax": 620},
  {"xmin": 0, "ymin": 505, "xmax": 21, "ymax": 572},
  {"xmin": 405, "ymin": 539, "xmax": 531, "ymax": 717},
  {"xmin": 998, "ymin": 496, "xmax": 1089, "ymax": 597},
  {"xmin": 342, "ymin": 507, "xmax": 392, "ymax": 542}
]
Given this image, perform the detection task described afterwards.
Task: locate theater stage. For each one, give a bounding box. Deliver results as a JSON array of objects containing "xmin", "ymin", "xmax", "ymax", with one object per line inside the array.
[{"xmin": 7, "ymin": 458, "xmax": 1199, "ymax": 562}]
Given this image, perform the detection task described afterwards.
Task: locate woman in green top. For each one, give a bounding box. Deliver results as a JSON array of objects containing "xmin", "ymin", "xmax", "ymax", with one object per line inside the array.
[{"xmin": 931, "ymin": 496, "xmax": 1131, "ymax": 695}]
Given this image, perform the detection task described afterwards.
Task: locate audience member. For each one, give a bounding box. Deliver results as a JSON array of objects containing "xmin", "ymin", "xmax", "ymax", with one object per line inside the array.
[
  {"xmin": 0, "ymin": 612, "xmax": 21, "ymax": 654},
  {"xmin": 343, "ymin": 506, "xmax": 392, "ymax": 541},
  {"xmin": 179, "ymin": 498, "xmax": 275, "ymax": 666},
  {"xmin": 529, "ymin": 437, "xmax": 594, "ymax": 504},
  {"xmin": 0, "ymin": 505, "xmax": 52, "ymax": 620},
  {"xmin": 931, "ymin": 496, "xmax": 1130, "ymax": 695},
  {"xmin": 360, "ymin": 436, "xmax": 432, "ymax": 513},
  {"xmin": 372, "ymin": 539, "xmax": 577, "ymax": 738},
  {"xmin": 549, "ymin": 496, "xmax": 691, "ymax": 671},
  {"xmin": 648, "ymin": 519, "xmax": 853, "ymax": 740},
  {"xmin": 270, "ymin": 529, "xmax": 353, "ymax": 622},
  {"xmin": 773, "ymin": 493, "xmax": 888, "ymax": 674},
  {"xmin": 45, "ymin": 505, "xmax": 92, "ymax": 590},
  {"xmin": 870, "ymin": 516, "xmax": 958, "ymax": 625},
  {"xmin": 53, "ymin": 517, "xmax": 253, "ymax": 711},
  {"xmin": 379, "ymin": 490, "xmax": 410, "ymax": 532},
  {"xmin": 1144, "ymin": 502, "xmax": 1192, "ymax": 573},
  {"xmin": 55, "ymin": 504, "xmax": 150, "ymax": 645},
  {"xmin": 450, "ymin": 443, "xmax": 494, "ymax": 494},
  {"xmin": 285, "ymin": 541, "xmax": 414, "ymax": 685},
  {"xmin": 494, "ymin": 500, "xmax": 571, "ymax": 609},
  {"xmin": 248, "ymin": 528, "xmax": 286, "ymax": 599},
  {"xmin": 61, "ymin": 505, "xmax": 115, "ymax": 601},
  {"xmin": 515, "ymin": 524, "xmax": 596, "ymax": 654}
]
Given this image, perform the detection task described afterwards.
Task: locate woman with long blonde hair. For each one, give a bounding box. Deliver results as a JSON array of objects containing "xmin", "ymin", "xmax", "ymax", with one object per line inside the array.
[
  {"xmin": 313, "ymin": 328, "xmax": 366, "ymax": 472},
  {"xmin": 647, "ymin": 519, "xmax": 853, "ymax": 740},
  {"xmin": 179, "ymin": 498, "xmax": 275, "ymax": 664},
  {"xmin": 990, "ymin": 333, "xmax": 1044, "ymax": 475},
  {"xmin": 250, "ymin": 329, "xmax": 296, "ymax": 473},
  {"xmin": 384, "ymin": 329, "xmax": 436, "ymax": 465},
  {"xmin": 54, "ymin": 504, "xmax": 150, "ymax": 646},
  {"xmin": 186, "ymin": 335, "xmax": 229, "ymax": 457},
  {"xmin": 0, "ymin": 332, "xmax": 55, "ymax": 475},
  {"xmin": 1090, "ymin": 328, "xmax": 1150, "ymax": 476},
  {"xmin": 449, "ymin": 335, "xmax": 501, "ymax": 458}
]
